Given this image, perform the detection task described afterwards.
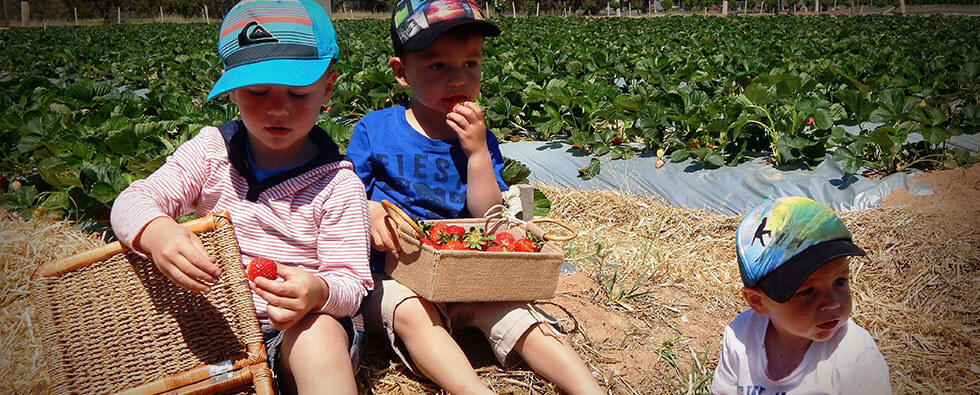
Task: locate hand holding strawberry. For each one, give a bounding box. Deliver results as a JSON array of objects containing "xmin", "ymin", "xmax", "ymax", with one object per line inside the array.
[
  {"xmin": 248, "ymin": 263, "xmax": 329, "ymax": 330},
  {"xmin": 247, "ymin": 257, "xmax": 278, "ymax": 281},
  {"xmin": 446, "ymin": 101, "xmax": 489, "ymax": 158}
]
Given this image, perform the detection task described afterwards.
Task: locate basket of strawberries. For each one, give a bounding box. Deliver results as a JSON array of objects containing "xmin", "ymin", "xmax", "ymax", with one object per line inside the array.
[{"xmin": 380, "ymin": 200, "xmax": 576, "ymax": 302}]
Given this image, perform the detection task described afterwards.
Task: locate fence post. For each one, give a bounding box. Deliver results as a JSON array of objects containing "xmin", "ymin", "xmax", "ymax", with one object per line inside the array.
[
  {"xmin": 74, "ymin": 7, "xmax": 77, "ymax": 25},
  {"xmin": 722, "ymin": 0, "xmax": 728, "ymax": 14},
  {"xmin": 511, "ymin": 1, "xmax": 516, "ymax": 16},
  {"xmin": 899, "ymin": 0, "xmax": 904, "ymax": 14},
  {"xmin": 20, "ymin": 1, "xmax": 27, "ymax": 26},
  {"xmin": 536, "ymin": 2, "xmax": 539, "ymax": 16},
  {"xmin": 815, "ymin": 0, "xmax": 819, "ymax": 13},
  {"xmin": 159, "ymin": 6, "xmax": 163, "ymax": 21},
  {"xmin": 2, "ymin": 0, "xmax": 7, "ymax": 27},
  {"xmin": 204, "ymin": 5, "xmax": 209, "ymax": 23},
  {"xmin": 117, "ymin": 6, "xmax": 120, "ymax": 23}
]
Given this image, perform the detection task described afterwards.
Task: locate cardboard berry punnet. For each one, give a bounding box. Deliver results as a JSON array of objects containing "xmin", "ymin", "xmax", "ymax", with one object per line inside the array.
[{"xmin": 381, "ymin": 200, "xmax": 575, "ymax": 302}]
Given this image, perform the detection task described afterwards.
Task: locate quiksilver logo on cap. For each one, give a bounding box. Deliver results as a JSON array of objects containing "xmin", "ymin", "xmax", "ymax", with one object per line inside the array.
[{"xmin": 238, "ymin": 21, "xmax": 279, "ymax": 47}]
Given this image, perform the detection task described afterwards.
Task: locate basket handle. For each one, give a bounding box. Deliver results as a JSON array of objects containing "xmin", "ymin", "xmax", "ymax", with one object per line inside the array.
[
  {"xmin": 381, "ymin": 200, "xmax": 425, "ymax": 239},
  {"xmin": 528, "ymin": 218, "xmax": 578, "ymax": 242}
]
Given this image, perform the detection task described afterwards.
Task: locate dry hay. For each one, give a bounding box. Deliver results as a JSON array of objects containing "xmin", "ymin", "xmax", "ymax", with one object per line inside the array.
[{"xmin": 1, "ymin": 183, "xmax": 978, "ymax": 394}]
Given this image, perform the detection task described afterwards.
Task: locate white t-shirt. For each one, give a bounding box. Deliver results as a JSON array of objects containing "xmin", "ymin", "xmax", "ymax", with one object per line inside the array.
[{"xmin": 711, "ymin": 310, "xmax": 892, "ymax": 395}]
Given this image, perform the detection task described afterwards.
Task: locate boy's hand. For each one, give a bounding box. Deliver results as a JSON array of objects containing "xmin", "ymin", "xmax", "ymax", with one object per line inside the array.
[
  {"xmin": 368, "ymin": 200, "xmax": 402, "ymax": 258},
  {"xmin": 250, "ymin": 264, "xmax": 329, "ymax": 330},
  {"xmin": 137, "ymin": 217, "xmax": 220, "ymax": 293},
  {"xmin": 447, "ymin": 101, "xmax": 489, "ymax": 158}
]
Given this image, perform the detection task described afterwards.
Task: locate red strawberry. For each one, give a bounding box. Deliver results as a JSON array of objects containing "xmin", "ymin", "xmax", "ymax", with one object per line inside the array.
[
  {"xmin": 485, "ymin": 245, "xmax": 505, "ymax": 252},
  {"xmin": 420, "ymin": 237, "xmax": 437, "ymax": 248},
  {"xmin": 610, "ymin": 137, "xmax": 622, "ymax": 145},
  {"xmin": 247, "ymin": 257, "xmax": 278, "ymax": 281},
  {"xmin": 464, "ymin": 228, "xmax": 492, "ymax": 250},
  {"xmin": 493, "ymin": 232, "xmax": 517, "ymax": 250},
  {"xmin": 428, "ymin": 223, "xmax": 448, "ymax": 241},
  {"xmin": 513, "ymin": 238, "xmax": 539, "ymax": 252},
  {"xmin": 444, "ymin": 225, "xmax": 466, "ymax": 240},
  {"xmin": 807, "ymin": 117, "xmax": 814, "ymax": 126},
  {"xmin": 441, "ymin": 240, "xmax": 467, "ymax": 251}
]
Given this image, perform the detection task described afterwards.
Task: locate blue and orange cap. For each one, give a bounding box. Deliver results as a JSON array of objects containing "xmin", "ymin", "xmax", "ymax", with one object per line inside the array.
[
  {"xmin": 207, "ymin": 0, "xmax": 339, "ymax": 100},
  {"xmin": 736, "ymin": 196, "xmax": 866, "ymax": 303},
  {"xmin": 390, "ymin": 0, "xmax": 500, "ymax": 56}
]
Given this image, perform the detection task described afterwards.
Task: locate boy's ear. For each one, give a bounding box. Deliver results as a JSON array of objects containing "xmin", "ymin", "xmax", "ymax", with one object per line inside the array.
[
  {"xmin": 388, "ymin": 56, "xmax": 411, "ymax": 88},
  {"xmin": 742, "ymin": 287, "xmax": 770, "ymax": 315},
  {"xmin": 321, "ymin": 68, "xmax": 339, "ymax": 105}
]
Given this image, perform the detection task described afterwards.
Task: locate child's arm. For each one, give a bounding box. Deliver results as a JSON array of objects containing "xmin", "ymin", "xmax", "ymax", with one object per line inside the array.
[
  {"xmin": 367, "ymin": 200, "xmax": 403, "ymax": 257},
  {"xmin": 448, "ymin": 102, "xmax": 502, "ymax": 217},
  {"xmin": 249, "ymin": 171, "xmax": 373, "ymax": 330},
  {"xmin": 135, "ymin": 217, "xmax": 219, "ymax": 293},
  {"xmin": 111, "ymin": 128, "xmax": 221, "ymax": 293},
  {"xmin": 710, "ymin": 324, "xmax": 741, "ymax": 395}
]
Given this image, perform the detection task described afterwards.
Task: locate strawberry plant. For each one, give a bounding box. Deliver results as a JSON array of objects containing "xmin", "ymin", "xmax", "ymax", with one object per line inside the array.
[{"xmin": 2, "ymin": 16, "xmax": 977, "ymax": 223}]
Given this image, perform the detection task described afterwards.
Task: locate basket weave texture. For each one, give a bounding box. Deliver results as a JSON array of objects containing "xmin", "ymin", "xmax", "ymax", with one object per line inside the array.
[{"xmin": 30, "ymin": 213, "xmax": 268, "ymax": 394}]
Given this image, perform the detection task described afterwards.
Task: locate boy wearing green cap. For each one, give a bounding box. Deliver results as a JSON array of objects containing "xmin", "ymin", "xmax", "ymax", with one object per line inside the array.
[
  {"xmin": 111, "ymin": 0, "xmax": 372, "ymax": 393},
  {"xmin": 711, "ymin": 196, "xmax": 891, "ymax": 394}
]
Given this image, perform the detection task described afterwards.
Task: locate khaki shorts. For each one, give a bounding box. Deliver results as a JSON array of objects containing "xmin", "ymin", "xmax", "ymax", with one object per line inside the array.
[{"xmin": 363, "ymin": 272, "xmax": 556, "ymax": 372}]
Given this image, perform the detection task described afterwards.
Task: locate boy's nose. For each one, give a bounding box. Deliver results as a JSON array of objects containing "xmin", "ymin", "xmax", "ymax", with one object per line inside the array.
[
  {"xmin": 819, "ymin": 291, "xmax": 842, "ymax": 311},
  {"xmin": 266, "ymin": 94, "xmax": 289, "ymax": 116},
  {"xmin": 446, "ymin": 67, "xmax": 467, "ymax": 87}
]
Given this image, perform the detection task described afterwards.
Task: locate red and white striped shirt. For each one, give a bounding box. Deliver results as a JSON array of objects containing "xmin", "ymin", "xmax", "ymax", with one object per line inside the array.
[{"xmin": 112, "ymin": 124, "xmax": 373, "ymax": 321}]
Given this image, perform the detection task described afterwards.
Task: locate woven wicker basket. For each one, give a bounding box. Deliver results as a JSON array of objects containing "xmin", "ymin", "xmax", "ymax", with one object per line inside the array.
[{"xmin": 30, "ymin": 212, "xmax": 274, "ymax": 395}]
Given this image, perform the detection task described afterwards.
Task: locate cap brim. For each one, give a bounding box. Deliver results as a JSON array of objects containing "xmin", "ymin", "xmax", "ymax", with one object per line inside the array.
[
  {"xmin": 207, "ymin": 58, "xmax": 332, "ymax": 100},
  {"xmin": 756, "ymin": 240, "xmax": 866, "ymax": 303},
  {"xmin": 400, "ymin": 19, "xmax": 500, "ymax": 53}
]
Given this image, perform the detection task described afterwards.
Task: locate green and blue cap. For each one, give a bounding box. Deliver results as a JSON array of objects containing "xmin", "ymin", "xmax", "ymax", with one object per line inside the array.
[
  {"xmin": 736, "ymin": 196, "xmax": 866, "ymax": 303},
  {"xmin": 390, "ymin": 0, "xmax": 500, "ymax": 56},
  {"xmin": 208, "ymin": 0, "xmax": 339, "ymax": 100}
]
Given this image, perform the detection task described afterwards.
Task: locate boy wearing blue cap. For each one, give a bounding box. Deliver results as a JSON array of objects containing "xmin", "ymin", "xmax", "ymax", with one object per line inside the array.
[
  {"xmin": 110, "ymin": 0, "xmax": 372, "ymax": 393},
  {"xmin": 344, "ymin": 0, "xmax": 604, "ymax": 393},
  {"xmin": 711, "ymin": 197, "xmax": 891, "ymax": 394}
]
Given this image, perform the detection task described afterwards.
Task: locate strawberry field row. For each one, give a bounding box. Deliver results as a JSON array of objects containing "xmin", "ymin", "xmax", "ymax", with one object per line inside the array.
[{"xmin": 0, "ymin": 15, "xmax": 977, "ymax": 222}]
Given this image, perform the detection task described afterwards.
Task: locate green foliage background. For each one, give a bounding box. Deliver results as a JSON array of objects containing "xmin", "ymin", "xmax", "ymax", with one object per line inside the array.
[{"xmin": 1, "ymin": 15, "xmax": 978, "ymax": 222}]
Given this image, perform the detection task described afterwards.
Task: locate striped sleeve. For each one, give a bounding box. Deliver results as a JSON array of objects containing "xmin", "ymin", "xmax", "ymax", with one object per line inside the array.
[
  {"xmin": 313, "ymin": 168, "xmax": 374, "ymax": 317},
  {"xmin": 110, "ymin": 127, "xmax": 212, "ymax": 250}
]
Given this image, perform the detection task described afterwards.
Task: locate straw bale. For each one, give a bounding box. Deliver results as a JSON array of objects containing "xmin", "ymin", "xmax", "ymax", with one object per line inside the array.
[
  {"xmin": 2, "ymin": 178, "xmax": 978, "ymax": 394},
  {"xmin": 0, "ymin": 210, "xmax": 105, "ymax": 394}
]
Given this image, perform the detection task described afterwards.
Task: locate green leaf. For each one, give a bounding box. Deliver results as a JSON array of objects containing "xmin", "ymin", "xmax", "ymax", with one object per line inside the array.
[
  {"xmin": 89, "ymin": 182, "xmax": 117, "ymax": 204},
  {"xmin": 532, "ymin": 188, "xmax": 551, "ymax": 217},
  {"xmin": 704, "ymin": 152, "xmax": 724, "ymax": 168},
  {"xmin": 613, "ymin": 95, "xmax": 641, "ymax": 112},
  {"xmin": 41, "ymin": 190, "xmax": 71, "ymax": 209},
  {"xmin": 670, "ymin": 148, "xmax": 689, "ymax": 162},
  {"xmin": 813, "ymin": 108, "xmax": 834, "ymax": 130},
  {"xmin": 502, "ymin": 157, "xmax": 532, "ymax": 186},
  {"xmin": 920, "ymin": 127, "xmax": 952, "ymax": 145},
  {"xmin": 578, "ymin": 158, "xmax": 601, "ymax": 180},
  {"xmin": 868, "ymin": 126, "xmax": 900, "ymax": 154}
]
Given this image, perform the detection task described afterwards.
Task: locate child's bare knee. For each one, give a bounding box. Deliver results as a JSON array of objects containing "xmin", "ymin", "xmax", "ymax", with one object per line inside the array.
[{"xmin": 392, "ymin": 297, "xmax": 441, "ymax": 333}]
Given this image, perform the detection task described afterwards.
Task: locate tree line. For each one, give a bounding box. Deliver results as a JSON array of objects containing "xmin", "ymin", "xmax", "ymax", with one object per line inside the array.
[{"xmin": 5, "ymin": 0, "xmax": 978, "ymax": 25}]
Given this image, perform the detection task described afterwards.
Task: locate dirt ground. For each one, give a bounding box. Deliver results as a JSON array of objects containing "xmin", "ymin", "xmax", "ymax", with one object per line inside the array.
[
  {"xmin": 432, "ymin": 164, "xmax": 980, "ymax": 393},
  {"xmin": 1, "ymin": 165, "xmax": 976, "ymax": 394}
]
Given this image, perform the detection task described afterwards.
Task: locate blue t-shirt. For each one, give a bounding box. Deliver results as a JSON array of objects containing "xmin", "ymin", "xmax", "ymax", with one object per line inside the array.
[
  {"xmin": 346, "ymin": 104, "xmax": 509, "ymax": 220},
  {"xmin": 346, "ymin": 104, "xmax": 510, "ymax": 273}
]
